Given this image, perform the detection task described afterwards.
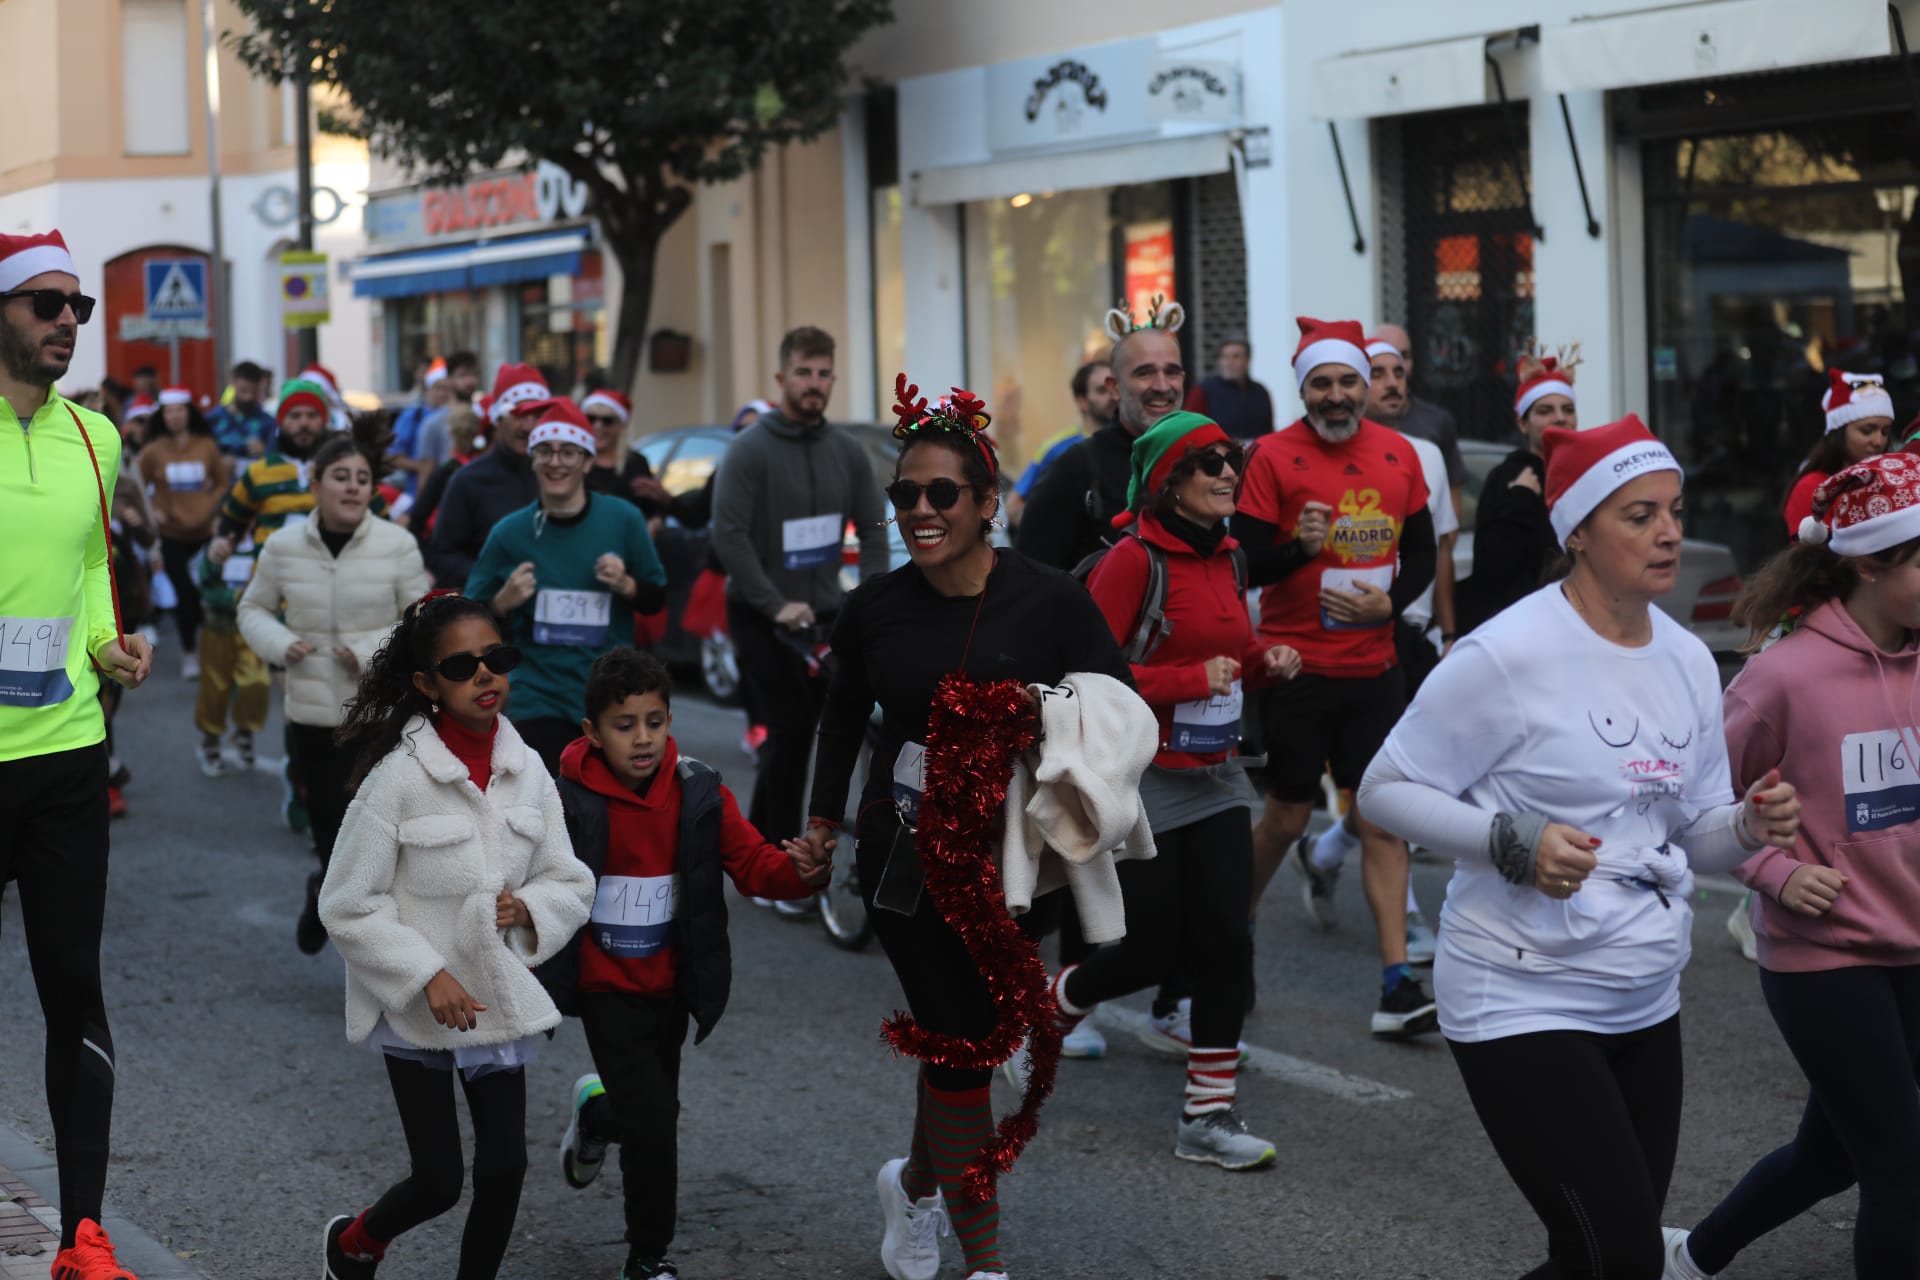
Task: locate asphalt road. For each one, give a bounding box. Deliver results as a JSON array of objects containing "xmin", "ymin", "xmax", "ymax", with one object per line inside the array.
[{"xmin": 0, "ymin": 665, "xmax": 1858, "ymax": 1279}]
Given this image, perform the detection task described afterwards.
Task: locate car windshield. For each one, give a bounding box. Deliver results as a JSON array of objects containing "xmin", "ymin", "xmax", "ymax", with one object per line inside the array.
[{"xmin": 1457, "ymin": 442, "xmax": 1513, "ymax": 533}]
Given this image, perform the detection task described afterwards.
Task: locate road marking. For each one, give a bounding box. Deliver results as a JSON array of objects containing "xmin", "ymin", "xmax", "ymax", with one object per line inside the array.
[{"xmin": 1091, "ymin": 1005, "xmax": 1414, "ymax": 1104}]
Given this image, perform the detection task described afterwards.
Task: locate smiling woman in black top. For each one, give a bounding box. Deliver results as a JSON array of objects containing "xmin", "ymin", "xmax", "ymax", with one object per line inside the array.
[{"xmin": 804, "ymin": 381, "xmax": 1129, "ymax": 1280}]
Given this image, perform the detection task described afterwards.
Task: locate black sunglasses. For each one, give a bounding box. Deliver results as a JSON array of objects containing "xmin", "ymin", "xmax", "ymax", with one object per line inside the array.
[
  {"xmin": 1192, "ymin": 446, "xmax": 1245, "ymax": 478},
  {"xmin": 430, "ymin": 644, "xmax": 521, "ymax": 682},
  {"xmin": 585, "ymin": 413, "xmax": 622, "ymax": 428},
  {"xmin": 886, "ymin": 478, "xmax": 967, "ymax": 511},
  {"xmin": 0, "ymin": 289, "xmax": 95, "ymax": 325}
]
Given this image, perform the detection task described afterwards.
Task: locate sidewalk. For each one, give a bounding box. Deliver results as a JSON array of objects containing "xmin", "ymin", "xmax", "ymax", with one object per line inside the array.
[{"xmin": 0, "ymin": 1123, "xmax": 205, "ymax": 1280}]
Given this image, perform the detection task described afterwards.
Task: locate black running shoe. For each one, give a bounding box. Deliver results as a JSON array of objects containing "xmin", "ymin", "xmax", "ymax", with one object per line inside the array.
[
  {"xmin": 1370, "ymin": 973, "xmax": 1439, "ymax": 1038},
  {"xmin": 623, "ymin": 1258, "xmax": 680, "ymax": 1279},
  {"xmin": 324, "ymin": 1215, "xmax": 379, "ymax": 1280}
]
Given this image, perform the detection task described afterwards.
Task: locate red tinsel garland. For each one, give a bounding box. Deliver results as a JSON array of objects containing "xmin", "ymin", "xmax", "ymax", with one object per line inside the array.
[{"xmin": 881, "ymin": 672, "xmax": 1058, "ymax": 1205}]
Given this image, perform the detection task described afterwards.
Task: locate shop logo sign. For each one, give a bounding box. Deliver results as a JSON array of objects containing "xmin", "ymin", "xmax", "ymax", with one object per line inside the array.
[
  {"xmin": 1025, "ymin": 59, "xmax": 1109, "ymax": 135},
  {"xmin": 1148, "ymin": 65, "xmax": 1229, "ymax": 115},
  {"xmin": 422, "ymin": 160, "xmax": 590, "ymax": 238},
  {"xmin": 1144, "ymin": 57, "xmax": 1240, "ymax": 125}
]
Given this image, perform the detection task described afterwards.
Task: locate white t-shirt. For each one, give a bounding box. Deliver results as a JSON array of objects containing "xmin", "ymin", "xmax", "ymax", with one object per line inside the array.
[
  {"xmin": 1378, "ymin": 584, "xmax": 1734, "ymax": 1041},
  {"xmin": 1402, "ymin": 436, "xmax": 1458, "ymax": 631}
]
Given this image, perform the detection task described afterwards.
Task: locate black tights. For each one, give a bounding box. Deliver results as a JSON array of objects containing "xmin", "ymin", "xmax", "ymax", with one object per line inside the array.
[
  {"xmin": 1062, "ymin": 806, "xmax": 1252, "ymax": 1049},
  {"xmin": 363, "ymin": 1057, "xmax": 528, "ymax": 1280},
  {"xmin": 1448, "ymin": 1016, "xmax": 1682, "ymax": 1279},
  {"xmin": 159, "ymin": 535, "xmax": 208, "ymax": 654}
]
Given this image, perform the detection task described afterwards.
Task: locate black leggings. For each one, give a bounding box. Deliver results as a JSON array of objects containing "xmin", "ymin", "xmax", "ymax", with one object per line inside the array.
[
  {"xmin": 160, "ymin": 535, "xmax": 209, "ymax": 653},
  {"xmin": 729, "ymin": 604, "xmax": 829, "ymax": 846},
  {"xmin": 1448, "ymin": 1015, "xmax": 1682, "ymax": 1279},
  {"xmin": 0, "ymin": 745, "xmax": 115, "ymax": 1251},
  {"xmin": 1688, "ymin": 965, "xmax": 1920, "ymax": 1278},
  {"xmin": 510, "ymin": 716, "xmax": 577, "ymax": 779},
  {"xmin": 286, "ymin": 722, "xmax": 353, "ymax": 870},
  {"xmin": 579, "ymin": 992, "xmax": 690, "ymax": 1261},
  {"xmin": 1063, "ymin": 806, "xmax": 1252, "ymax": 1049},
  {"xmin": 364, "ymin": 1057, "xmax": 528, "ymax": 1280}
]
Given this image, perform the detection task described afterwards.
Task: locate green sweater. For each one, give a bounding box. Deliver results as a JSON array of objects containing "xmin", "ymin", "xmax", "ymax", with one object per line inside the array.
[{"xmin": 0, "ymin": 390, "xmax": 123, "ymax": 762}]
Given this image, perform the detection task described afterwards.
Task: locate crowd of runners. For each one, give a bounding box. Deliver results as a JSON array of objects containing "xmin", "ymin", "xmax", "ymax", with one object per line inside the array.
[{"xmin": 2, "ymin": 223, "xmax": 1916, "ymax": 1280}]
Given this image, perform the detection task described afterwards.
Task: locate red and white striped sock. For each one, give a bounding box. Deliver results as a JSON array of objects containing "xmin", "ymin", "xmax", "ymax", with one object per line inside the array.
[
  {"xmin": 1184, "ymin": 1047, "xmax": 1240, "ymax": 1118},
  {"xmin": 1049, "ymin": 965, "xmax": 1089, "ymax": 1036}
]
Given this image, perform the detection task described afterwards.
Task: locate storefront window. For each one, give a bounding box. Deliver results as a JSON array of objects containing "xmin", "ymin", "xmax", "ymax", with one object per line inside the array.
[
  {"xmin": 872, "ymin": 186, "xmax": 906, "ymax": 416},
  {"xmin": 519, "ymin": 251, "xmax": 609, "ymax": 396},
  {"xmin": 962, "ymin": 183, "xmax": 1176, "ymax": 472},
  {"xmin": 389, "ymin": 289, "xmax": 487, "ymax": 392},
  {"xmin": 1645, "ymin": 108, "xmax": 1920, "ymax": 569}
]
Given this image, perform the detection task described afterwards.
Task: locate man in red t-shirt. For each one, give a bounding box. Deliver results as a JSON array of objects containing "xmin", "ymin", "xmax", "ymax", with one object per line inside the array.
[{"xmin": 1232, "ymin": 317, "xmax": 1438, "ymax": 1038}]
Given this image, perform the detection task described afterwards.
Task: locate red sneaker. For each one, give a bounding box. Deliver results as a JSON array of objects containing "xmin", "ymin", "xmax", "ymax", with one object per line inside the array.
[
  {"xmin": 106, "ymin": 786, "xmax": 128, "ymax": 819},
  {"xmin": 50, "ymin": 1219, "xmax": 137, "ymax": 1280}
]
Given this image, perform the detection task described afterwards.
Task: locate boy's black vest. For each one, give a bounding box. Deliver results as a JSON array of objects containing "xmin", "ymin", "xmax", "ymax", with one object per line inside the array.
[{"xmin": 535, "ymin": 756, "xmax": 733, "ymax": 1044}]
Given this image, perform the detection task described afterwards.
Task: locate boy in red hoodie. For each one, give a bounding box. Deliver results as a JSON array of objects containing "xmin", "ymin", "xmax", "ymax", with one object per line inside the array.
[{"xmin": 544, "ymin": 647, "xmax": 829, "ymax": 1280}]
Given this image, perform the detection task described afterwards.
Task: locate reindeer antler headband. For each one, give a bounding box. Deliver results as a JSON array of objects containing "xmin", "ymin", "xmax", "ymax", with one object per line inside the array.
[
  {"xmin": 891, "ymin": 373, "xmax": 999, "ymax": 477},
  {"xmin": 1103, "ymin": 293, "xmax": 1187, "ymax": 346}
]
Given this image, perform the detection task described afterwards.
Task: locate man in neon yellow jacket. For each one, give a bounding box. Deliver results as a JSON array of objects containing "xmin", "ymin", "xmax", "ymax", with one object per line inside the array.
[{"xmin": 0, "ymin": 228, "xmax": 153, "ymax": 1280}]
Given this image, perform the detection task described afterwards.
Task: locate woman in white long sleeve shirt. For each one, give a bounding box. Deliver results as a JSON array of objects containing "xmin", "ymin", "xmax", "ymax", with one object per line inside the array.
[{"xmin": 1358, "ymin": 415, "xmax": 1802, "ymax": 1280}]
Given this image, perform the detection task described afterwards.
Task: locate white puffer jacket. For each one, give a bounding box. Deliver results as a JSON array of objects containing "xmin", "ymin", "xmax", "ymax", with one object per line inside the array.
[
  {"xmin": 237, "ymin": 514, "xmax": 431, "ymax": 727},
  {"xmin": 319, "ymin": 715, "xmax": 595, "ymax": 1049}
]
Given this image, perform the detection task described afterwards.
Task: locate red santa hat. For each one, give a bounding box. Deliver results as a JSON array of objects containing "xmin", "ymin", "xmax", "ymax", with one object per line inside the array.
[
  {"xmin": 158, "ymin": 387, "xmax": 194, "ymax": 407},
  {"xmin": 422, "ymin": 357, "xmax": 448, "ymax": 389},
  {"xmin": 1543, "ymin": 413, "xmax": 1683, "ymax": 547},
  {"xmin": 581, "ymin": 390, "xmax": 631, "ymax": 424},
  {"xmin": 124, "ymin": 397, "xmax": 157, "ymax": 420},
  {"xmin": 296, "ymin": 363, "xmax": 341, "ymax": 402},
  {"xmin": 0, "ymin": 230, "xmax": 77, "ymax": 293},
  {"xmin": 1363, "ymin": 336, "xmax": 1401, "ymax": 364},
  {"xmin": 487, "ymin": 362, "xmax": 549, "ymax": 424},
  {"xmin": 527, "ymin": 398, "xmax": 596, "ymax": 453},
  {"xmin": 1292, "ymin": 317, "xmax": 1371, "ymax": 391},
  {"xmin": 1516, "ymin": 358, "xmax": 1576, "ymax": 419},
  {"xmin": 1822, "ymin": 368, "xmax": 1893, "ymax": 435},
  {"xmin": 1798, "ymin": 447, "xmax": 1920, "ymax": 554}
]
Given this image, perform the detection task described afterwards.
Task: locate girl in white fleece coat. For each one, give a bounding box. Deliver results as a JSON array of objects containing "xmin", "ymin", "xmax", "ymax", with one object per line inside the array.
[{"xmin": 317, "ymin": 592, "xmax": 594, "ymax": 1280}]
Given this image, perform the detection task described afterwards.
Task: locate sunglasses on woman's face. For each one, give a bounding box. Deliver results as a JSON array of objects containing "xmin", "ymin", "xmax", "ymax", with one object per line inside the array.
[
  {"xmin": 431, "ymin": 644, "xmax": 521, "ymax": 682},
  {"xmin": 585, "ymin": 413, "xmax": 621, "ymax": 429},
  {"xmin": 1, "ymin": 289, "xmax": 96, "ymax": 325},
  {"xmin": 886, "ymin": 478, "xmax": 965, "ymax": 511},
  {"xmin": 1193, "ymin": 447, "xmax": 1245, "ymax": 478}
]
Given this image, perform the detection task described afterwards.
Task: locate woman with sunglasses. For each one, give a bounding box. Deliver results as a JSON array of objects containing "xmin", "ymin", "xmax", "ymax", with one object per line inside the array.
[
  {"xmin": 318, "ymin": 591, "xmax": 594, "ymax": 1280},
  {"xmin": 1043, "ymin": 412, "xmax": 1301, "ymax": 1172},
  {"xmin": 579, "ymin": 389, "xmax": 666, "ymax": 517},
  {"xmin": 466, "ymin": 397, "xmax": 667, "ymax": 775},
  {"xmin": 803, "ymin": 379, "xmax": 1133, "ymax": 1280},
  {"xmin": 238, "ymin": 417, "xmax": 431, "ymax": 954}
]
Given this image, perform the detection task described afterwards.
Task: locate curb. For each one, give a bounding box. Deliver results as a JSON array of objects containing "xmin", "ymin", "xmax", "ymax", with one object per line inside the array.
[{"xmin": 0, "ymin": 1121, "xmax": 209, "ymax": 1280}]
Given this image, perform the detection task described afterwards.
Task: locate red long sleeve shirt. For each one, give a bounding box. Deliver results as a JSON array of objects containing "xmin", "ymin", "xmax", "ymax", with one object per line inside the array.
[
  {"xmin": 561, "ymin": 736, "xmax": 809, "ymax": 997},
  {"xmin": 1084, "ymin": 513, "xmax": 1279, "ymax": 770}
]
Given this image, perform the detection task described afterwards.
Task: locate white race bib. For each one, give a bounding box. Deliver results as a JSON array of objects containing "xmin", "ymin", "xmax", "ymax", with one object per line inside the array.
[
  {"xmin": 221, "ymin": 542, "xmax": 257, "ymax": 586},
  {"xmin": 589, "ymin": 874, "xmax": 679, "ymax": 958},
  {"xmin": 1319, "ymin": 565, "xmax": 1394, "ymax": 631},
  {"xmin": 1842, "ymin": 727, "xmax": 1920, "ymax": 833},
  {"xmin": 0, "ymin": 616, "xmax": 75, "ymax": 708},
  {"xmin": 163, "ymin": 460, "xmax": 208, "ymax": 491},
  {"xmin": 893, "ymin": 741, "xmax": 928, "ymax": 826},
  {"xmin": 1171, "ymin": 680, "xmax": 1243, "ymax": 754},
  {"xmin": 782, "ymin": 512, "xmax": 843, "ymax": 571},
  {"xmin": 533, "ymin": 588, "xmax": 612, "ymax": 646}
]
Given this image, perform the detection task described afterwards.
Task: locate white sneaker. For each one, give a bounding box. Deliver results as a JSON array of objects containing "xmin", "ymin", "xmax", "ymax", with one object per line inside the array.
[
  {"xmin": 1406, "ymin": 911, "xmax": 1438, "ymax": 966},
  {"xmin": 1061, "ymin": 1021, "xmax": 1107, "ymax": 1059},
  {"xmin": 1142, "ymin": 1000, "xmax": 1250, "ymax": 1061},
  {"xmin": 1727, "ymin": 898, "xmax": 1757, "ymax": 963},
  {"xmin": 877, "ymin": 1157, "xmax": 947, "ymax": 1280},
  {"xmin": 964, "ymin": 1273, "xmax": 1010, "ymax": 1280},
  {"xmin": 1001, "ymin": 1037, "xmax": 1030, "ymax": 1088},
  {"xmin": 1661, "ymin": 1226, "xmax": 1712, "ymax": 1279},
  {"xmin": 182, "ymin": 654, "xmax": 200, "ymax": 680},
  {"xmin": 197, "ymin": 741, "xmax": 227, "ymax": 777},
  {"xmin": 559, "ymin": 1073, "xmax": 609, "ymax": 1189}
]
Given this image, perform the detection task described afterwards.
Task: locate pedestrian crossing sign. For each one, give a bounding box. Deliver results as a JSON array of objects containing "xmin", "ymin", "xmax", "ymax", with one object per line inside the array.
[{"xmin": 143, "ymin": 259, "xmax": 208, "ymax": 323}]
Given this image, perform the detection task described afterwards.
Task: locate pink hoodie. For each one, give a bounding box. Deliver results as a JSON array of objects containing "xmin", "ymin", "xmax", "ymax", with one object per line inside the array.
[{"xmin": 1725, "ymin": 598, "xmax": 1920, "ymax": 972}]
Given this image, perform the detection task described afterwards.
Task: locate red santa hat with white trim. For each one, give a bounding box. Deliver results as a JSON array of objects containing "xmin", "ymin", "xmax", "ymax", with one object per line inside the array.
[
  {"xmin": 1798, "ymin": 447, "xmax": 1920, "ymax": 554},
  {"xmin": 124, "ymin": 396, "xmax": 157, "ymax": 420},
  {"xmin": 1292, "ymin": 317, "xmax": 1371, "ymax": 391},
  {"xmin": 487, "ymin": 363, "xmax": 549, "ymax": 424},
  {"xmin": 1821, "ymin": 368, "xmax": 1893, "ymax": 434},
  {"xmin": 158, "ymin": 387, "xmax": 194, "ymax": 407},
  {"xmin": 422, "ymin": 357, "xmax": 448, "ymax": 389},
  {"xmin": 1363, "ymin": 335, "xmax": 1401, "ymax": 364},
  {"xmin": 0, "ymin": 230, "xmax": 77, "ymax": 293},
  {"xmin": 1543, "ymin": 413, "xmax": 1683, "ymax": 547},
  {"xmin": 527, "ymin": 397, "xmax": 595, "ymax": 453},
  {"xmin": 581, "ymin": 390, "xmax": 631, "ymax": 424},
  {"xmin": 1516, "ymin": 357, "xmax": 1576, "ymax": 420}
]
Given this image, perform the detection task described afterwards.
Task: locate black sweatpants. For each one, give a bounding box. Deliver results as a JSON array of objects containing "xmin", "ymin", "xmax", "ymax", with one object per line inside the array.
[
  {"xmin": 364, "ymin": 1056, "xmax": 528, "ymax": 1280},
  {"xmin": 160, "ymin": 534, "xmax": 209, "ymax": 655},
  {"xmin": 0, "ymin": 744, "xmax": 115, "ymax": 1250},
  {"xmin": 1063, "ymin": 806, "xmax": 1253, "ymax": 1049},
  {"xmin": 728, "ymin": 603, "xmax": 829, "ymax": 846},
  {"xmin": 578, "ymin": 992, "xmax": 691, "ymax": 1262},
  {"xmin": 512, "ymin": 716, "xmax": 577, "ymax": 779},
  {"xmin": 859, "ymin": 807, "xmax": 1000, "ymax": 1091},
  {"xmin": 1448, "ymin": 1015, "xmax": 1683, "ymax": 1280},
  {"xmin": 1688, "ymin": 965, "xmax": 1920, "ymax": 1278},
  {"xmin": 286, "ymin": 722, "xmax": 353, "ymax": 871}
]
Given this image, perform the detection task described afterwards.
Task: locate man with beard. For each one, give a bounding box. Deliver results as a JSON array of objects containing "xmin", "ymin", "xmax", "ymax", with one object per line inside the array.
[
  {"xmin": 427, "ymin": 362, "xmax": 548, "ymax": 588},
  {"xmin": 207, "ymin": 360, "xmax": 278, "ymax": 458},
  {"xmin": 0, "ymin": 229, "xmax": 154, "ymax": 1280},
  {"xmin": 1232, "ymin": 317, "xmax": 1438, "ymax": 1039},
  {"xmin": 712, "ymin": 326, "xmax": 887, "ymax": 880},
  {"xmin": 208, "ymin": 376, "xmax": 348, "ymax": 559},
  {"xmin": 1015, "ymin": 301, "xmax": 1187, "ymax": 570}
]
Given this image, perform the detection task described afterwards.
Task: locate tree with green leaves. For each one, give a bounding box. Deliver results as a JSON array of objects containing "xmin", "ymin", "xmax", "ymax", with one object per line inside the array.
[{"xmin": 230, "ymin": 0, "xmax": 892, "ymax": 389}]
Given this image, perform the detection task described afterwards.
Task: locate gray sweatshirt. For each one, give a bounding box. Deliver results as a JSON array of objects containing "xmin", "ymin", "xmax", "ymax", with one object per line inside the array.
[{"xmin": 711, "ymin": 410, "xmax": 889, "ymax": 621}]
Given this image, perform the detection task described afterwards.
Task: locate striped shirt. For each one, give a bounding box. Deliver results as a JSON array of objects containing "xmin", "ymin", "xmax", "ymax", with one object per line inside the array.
[{"xmin": 219, "ymin": 451, "xmax": 386, "ymax": 545}]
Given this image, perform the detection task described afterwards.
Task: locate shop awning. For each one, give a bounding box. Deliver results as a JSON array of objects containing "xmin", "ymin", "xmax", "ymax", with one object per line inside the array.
[
  {"xmin": 910, "ymin": 132, "xmax": 1232, "ymax": 208},
  {"xmin": 1538, "ymin": 0, "xmax": 1888, "ymax": 95},
  {"xmin": 1311, "ymin": 33, "xmax": 1503, "ymax": 121},
  {"xmin": 350, "ymin": 229, "xmax": 591, "ymax": 299}
]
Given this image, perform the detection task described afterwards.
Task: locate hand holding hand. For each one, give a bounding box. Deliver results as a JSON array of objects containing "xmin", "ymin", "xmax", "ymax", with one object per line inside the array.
[
  {"xmin": 1263, "ymin": 645, "xmax": 1302, "ymax": 681},
  {"xmin": 1779, "ymin": 864, "xmax": 1847, "ymax": 916},
  {"xmin": 783, "ymin": 837, "xmax": 833, "ymax": 887},
  {"xmin": 495, "ymin": 888, "xmax": 531, "ymax": 930},
  {"xmin": 425, "ymin": 969, "xmax": 486, "ymax": 1032},
  {"xmin": 95, "ymin": 634, "xmax": 154, "ymax": 689},
  {"xmin": 285, "ymin": 640, "xmax": 317, "ymax": 665},
  {"xmin": 1202, "ymin": 656, "xmax": 1242, "ymax": 697},
  {"xmin": 1743, "ymin": 769, "xmax": 1802, "ymax": 850},
  {"xmin": 1295, "ymin": 501, "xmax": 1333, "ymax": 557},
  {"xmin": 1536, "ymin": 824, "xmax": 1600, "ymax": 900},
  {"xmin": 1319, "ymin": 580, "xmax": 1393, "ymax": 626}
]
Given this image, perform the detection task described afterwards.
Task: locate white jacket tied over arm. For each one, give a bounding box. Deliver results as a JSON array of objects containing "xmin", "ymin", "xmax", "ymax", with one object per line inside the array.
[
  {"xmin": 319, "ymin": 715, "xmax": 595, "ymax": 1050},
  {"xmin": 237, "ymin": 514, "xmax": 432, "ymax": 728},
  {"xmin": 1002, "ymin": 671, "xmax": 1157, "ymax": 944}
]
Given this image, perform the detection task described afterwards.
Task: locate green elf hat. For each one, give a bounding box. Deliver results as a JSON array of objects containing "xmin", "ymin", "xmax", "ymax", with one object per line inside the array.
[
  {"xmin": 1114, "ymin": 411, "xmax": 1232, "ymax": 527},
  {"xmin": 276, "ymin": 377, "xmax": 333, "ymax": 426}
]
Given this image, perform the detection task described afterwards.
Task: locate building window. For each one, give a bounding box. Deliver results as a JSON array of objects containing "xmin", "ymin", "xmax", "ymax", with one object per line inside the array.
[
  {"xmin": 387, "ymin": 290, "xmax": 487, "ymax": 393},
  {"xmin": 518, "ymin": 252, "xmax": 609, "ymax": 395},
  {"xmin": 122, "ymin": 0, "xmax": 192, "ymax": 157}
]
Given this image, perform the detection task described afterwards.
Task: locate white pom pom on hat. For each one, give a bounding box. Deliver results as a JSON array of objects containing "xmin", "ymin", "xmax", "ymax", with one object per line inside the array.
[{"xmin": 1798, "ymin": 515, "xmax": 1831, "ymax": 546}]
